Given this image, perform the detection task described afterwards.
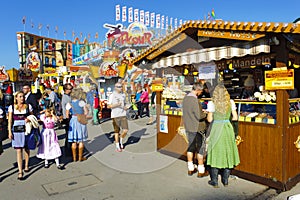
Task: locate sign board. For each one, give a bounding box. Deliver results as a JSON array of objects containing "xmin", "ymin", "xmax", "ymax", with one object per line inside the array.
[
  {"xmin": 198, "ymin": 65, "xmax": 216, "ymax": 79},
  {"xmin": 152, "ymin": 83, "xmax": 163, "ymax": 92},
  {"xmin": 265, "ymin": 69, "xmax": 294, "ymax": 90},
  {"xmin": 198, "ymin": 30, "xmax": 265, "ymax": 41},
  {"xmin": 147, "ymin": 33, "xmax": 187, "ymax": 60},
  {"xmin": 159, "ymin": 115, "xmax": 168, "ymax": 133}
]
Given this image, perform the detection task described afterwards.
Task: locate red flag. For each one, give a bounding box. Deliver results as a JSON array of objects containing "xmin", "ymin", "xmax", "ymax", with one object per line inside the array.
[
  {"xmin": 95, "ymin": 32, "xmax": 98, "ymax": 39},
  {"xmin": 22, "ymin": 16, "xmax": 26, "ymax": 24}
]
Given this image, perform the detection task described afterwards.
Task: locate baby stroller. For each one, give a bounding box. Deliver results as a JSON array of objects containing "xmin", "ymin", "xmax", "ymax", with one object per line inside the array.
[{"xmin": 126, "ymin": 100, "xmax": 139, "ymax": 120}]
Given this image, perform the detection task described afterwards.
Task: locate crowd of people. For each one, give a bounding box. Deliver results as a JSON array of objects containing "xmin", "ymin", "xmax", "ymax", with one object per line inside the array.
[
  {"xmin": 0, "ymin": 78, "xmax": 240, "ymax": 188},
  {"xmin": 0, "ymin": 81, "xmax": 157, "ymax": 181}
]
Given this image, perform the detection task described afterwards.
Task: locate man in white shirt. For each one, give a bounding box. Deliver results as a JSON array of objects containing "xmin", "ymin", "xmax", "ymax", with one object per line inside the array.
[{"xmin": 107, "ymin": 83, "xmax": 129, "ymax": 152}]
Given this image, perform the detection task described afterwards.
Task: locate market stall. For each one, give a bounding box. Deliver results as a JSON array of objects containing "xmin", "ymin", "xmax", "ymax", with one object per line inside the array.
[{"xmin": 132, "ymin": 20, "xmax": 300, "ymax": 191}]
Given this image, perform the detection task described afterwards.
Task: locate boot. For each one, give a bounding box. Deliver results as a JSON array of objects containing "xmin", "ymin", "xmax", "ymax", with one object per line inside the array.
[
  {"xmin": 208, "ymin": 167, "xmax": 219, "ymax": 188},
  {"xmin": 71, "ymin": 144, "xmax": 77, "ymax": 162},
  {"xmin": 221, "ymin": 168, "xmax": 231, "ymax": 186},
  {"xmin": 78, "ymin": 145, "xmax": 87, "ymax": 161}
]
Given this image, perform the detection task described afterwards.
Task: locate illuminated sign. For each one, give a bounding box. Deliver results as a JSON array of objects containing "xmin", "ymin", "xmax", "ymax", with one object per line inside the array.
[
  {"xmin": 197, "ymin": 30, "xmax": 265, "ymax": 41},
  {"xmin": 147, "ymin": 33, "xmax": 187, "ymax": 60}
]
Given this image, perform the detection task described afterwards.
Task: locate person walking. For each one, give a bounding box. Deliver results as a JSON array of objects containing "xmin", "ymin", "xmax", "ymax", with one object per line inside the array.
[
  {"xmin": 66, "ymin": 88, "xmax": 89, "ymax": 162},
  {"xmin": 147, "ymin": 91, "xmax": 156, "ymax": 125},
  {"xmin": 0, "ymin": 89, "xmax": 6, "ymax": 156},
  {"xmin": 8, "ymin": 91, "xmax": 33, "ymax": 180},
  {"xmin": 135, "ymin": 87, "xmax": 142, "ymax": 118},
  {"xmin": 182, "ymin": 82, "xmax": 207, "ymax": 177},
  {"xmin": 36, "ymin": 108, "xmax": 64, "ymax": 169},
  {"xmin": 61, "ymin": 83, "xmax": 73, "ymax": 157},
  {"xmin": 93, "ymin": 93, "xmax": 100, "ymax": 125},
  {"xmin": 206, "ymin": 84, "xmax": 240, "ymax": 187},
  {"xmin": 140, "ymin": 87, "xmax": 150, "ymax": 119},
  {"xmin": 86, "ymin": 85, "xmax": 98, "ymax": 124},
  {"xmin": 107, "ymin": 83, "xmax": 129, "ymax": 152}
]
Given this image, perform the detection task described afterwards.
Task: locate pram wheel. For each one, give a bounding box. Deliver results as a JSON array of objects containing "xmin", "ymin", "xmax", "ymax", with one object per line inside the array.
[{"xmin": 126, "ymin": 109, "xmax": 138, "ymax": 120}]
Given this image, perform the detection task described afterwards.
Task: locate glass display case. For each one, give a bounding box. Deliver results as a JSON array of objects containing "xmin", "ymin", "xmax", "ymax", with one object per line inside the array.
[
  {"xmin": 288, "ymin": 98, "xmax": 300, "ymax": 124},
  {"xmin": 236, "ymin": 100, "xmax": 277, "ymax": 124},
  {"xmin": 160, "ymin": 86, "xmax": 186, "ymax": 116}
]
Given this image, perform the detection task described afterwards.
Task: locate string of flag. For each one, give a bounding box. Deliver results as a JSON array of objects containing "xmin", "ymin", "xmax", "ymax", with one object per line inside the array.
[{"xmin": 115, "ymin": 4, "xmax": 186, "ymax": 31}]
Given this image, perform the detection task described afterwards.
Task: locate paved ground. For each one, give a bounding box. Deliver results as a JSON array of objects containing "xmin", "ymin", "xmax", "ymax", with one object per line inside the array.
[{"xmin": 0, "ymin": 117, "xmax": 300, "ymax": 200}]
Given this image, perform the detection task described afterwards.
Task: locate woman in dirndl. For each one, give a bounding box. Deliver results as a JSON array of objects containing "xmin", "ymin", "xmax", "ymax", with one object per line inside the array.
[
  {"xmin": 8, "ymin": 91, "xmax": 33, "ymax": 180},
  {"xmin": 66, "ymin": 88, "xmax": 89, "ymax": 162},
  {"xmin": 206, "ymin": 84, "xmax": 240, "ymax": 188}
]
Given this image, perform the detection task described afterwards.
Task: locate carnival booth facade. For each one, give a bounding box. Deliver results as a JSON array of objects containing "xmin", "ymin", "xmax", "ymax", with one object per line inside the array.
[{"xmin": 132, "ymin": 20, "xmax": 300, "ymax": 191}]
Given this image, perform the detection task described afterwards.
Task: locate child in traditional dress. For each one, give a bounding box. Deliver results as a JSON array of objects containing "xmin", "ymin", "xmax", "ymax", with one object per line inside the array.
[{"xmin": 37, "ymin": 108, "xmax": 64, "ymax": 169}]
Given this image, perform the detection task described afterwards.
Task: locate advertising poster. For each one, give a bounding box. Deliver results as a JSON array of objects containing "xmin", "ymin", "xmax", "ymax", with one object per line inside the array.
[{"xmin": 159, "ymin": 115, "xmax": 168, "ymax": 133}]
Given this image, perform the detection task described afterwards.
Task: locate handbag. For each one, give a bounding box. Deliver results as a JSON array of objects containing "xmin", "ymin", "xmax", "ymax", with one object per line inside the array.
[
  {"xmin": 27, "ymin": 127, "xmax": 41, "ymax": 150},
  {"xmin": 77, "ymin": 114, "xmax": 88, "ymax": 125}
]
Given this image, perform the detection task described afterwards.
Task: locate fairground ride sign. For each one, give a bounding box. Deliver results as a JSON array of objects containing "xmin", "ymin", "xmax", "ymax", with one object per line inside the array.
[{"xmin": 104, "ymin": 22, "xmax": 154, "ymax": 47}]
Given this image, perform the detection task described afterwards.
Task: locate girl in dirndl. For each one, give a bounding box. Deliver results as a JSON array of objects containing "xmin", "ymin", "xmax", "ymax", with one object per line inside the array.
[
  {"xmin": 37, "ymin": 108, "xmax": 64, "ymax": 169},
  {"xmin": 66, "ymin": 88, "xmax": 88, "ymax": 162},
  {"xmin": 8, "ymin": 91, "xmax": 33, "ymax": 180}
]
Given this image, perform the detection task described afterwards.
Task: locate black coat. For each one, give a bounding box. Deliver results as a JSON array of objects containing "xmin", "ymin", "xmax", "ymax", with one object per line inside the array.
[{"xmin": 26, "ymin": 90, "xmax": 41, "ymax": 116}]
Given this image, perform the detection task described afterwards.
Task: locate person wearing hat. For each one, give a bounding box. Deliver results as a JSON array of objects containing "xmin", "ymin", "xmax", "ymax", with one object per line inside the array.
[{"xmin": 240, "ymin": 75, "xmax": 256, "ymax": 99}]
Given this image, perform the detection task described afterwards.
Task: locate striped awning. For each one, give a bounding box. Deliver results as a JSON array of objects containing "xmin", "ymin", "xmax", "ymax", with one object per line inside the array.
[{"xmin": 151, "ymin": 39, "xmax": 270, "ymax": 69}]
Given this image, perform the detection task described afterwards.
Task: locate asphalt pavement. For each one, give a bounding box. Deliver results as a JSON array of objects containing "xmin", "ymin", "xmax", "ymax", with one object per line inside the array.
[{"xmin": 0, "ymin": 117, "xmax": 300, "ymax": 200}]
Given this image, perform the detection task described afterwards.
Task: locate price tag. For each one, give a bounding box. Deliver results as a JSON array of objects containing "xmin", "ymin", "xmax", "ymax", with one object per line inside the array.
[
  {"xmin": 292, "ymin": 117, "xmax": 296, "ymax": 123},
  {"xmin": 178, "ymin": 111, "xmax": 183, "ymax": 116},
  {"xmin": 296, "ymin": 116, "xmax": 300, "ymax": 122},
  {"xmin": 268, "ymin": 118, "xmax": 275, "ymax": 124},
  {"xmin": 289, "ymin": 117, "xmax": 292, "ymax": 124},
  {"xmin": 173, "ymin": 111, "xmax": 178, "ymax": 115},
  {"xmin": 245, "ymin": 117, "xmax": 252, "ymax": 122},
  {"xmin": 239, "ymin": 116, "xmax": 245, "ymax": 121},
  {"xmin": 255, "ymin": 117, "xmax": 262, "ymax": 123}
]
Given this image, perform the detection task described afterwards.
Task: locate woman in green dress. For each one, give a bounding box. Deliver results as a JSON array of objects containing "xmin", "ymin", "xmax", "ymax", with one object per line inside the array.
[{"xmin": 206, "ymin": 84, "xmax": 240, "ymax": 187}]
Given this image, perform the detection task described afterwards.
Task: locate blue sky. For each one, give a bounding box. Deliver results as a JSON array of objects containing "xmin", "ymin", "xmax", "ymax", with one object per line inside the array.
[{"xmin": 1, "ymin": 0, "xmax": 299, "ymax": 69}]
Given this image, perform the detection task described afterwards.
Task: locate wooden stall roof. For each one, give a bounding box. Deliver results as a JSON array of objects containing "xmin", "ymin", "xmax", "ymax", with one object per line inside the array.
[{"xmin": 132, "ymin": 20, "xmax": 300, "ymax": 65}]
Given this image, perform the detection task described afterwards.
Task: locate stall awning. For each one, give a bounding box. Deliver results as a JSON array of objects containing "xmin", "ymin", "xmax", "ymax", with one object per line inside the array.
[{"xmin": 152, "ymin": 39, "xmax": 270, "ymax": 69}]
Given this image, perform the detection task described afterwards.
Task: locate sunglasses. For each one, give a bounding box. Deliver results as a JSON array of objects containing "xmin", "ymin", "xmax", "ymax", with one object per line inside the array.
[{"xmin": 116, "ymin": 86, "xmax": 122, "ymax": 88}]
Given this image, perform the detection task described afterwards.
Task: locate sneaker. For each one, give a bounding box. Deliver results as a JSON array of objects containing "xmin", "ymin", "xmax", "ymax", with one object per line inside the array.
[
  {"xmin": 120, "ymin": 143, "xmax": 124, "ymax": 149},
  {"xmin": 115, "ymin": 147, "xmax": 122, "ymax": 152}
]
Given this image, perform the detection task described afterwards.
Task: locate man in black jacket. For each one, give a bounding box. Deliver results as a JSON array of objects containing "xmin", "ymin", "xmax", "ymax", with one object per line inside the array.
[{"xmin": 23, "ymin": 83, "xmax": 41, "ymax": 117}]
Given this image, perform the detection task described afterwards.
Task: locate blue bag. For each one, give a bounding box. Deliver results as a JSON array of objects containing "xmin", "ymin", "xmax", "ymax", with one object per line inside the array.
[{"xmin": 27, "ymin": 127, "xmax": 41, "ymax": 150}]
